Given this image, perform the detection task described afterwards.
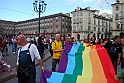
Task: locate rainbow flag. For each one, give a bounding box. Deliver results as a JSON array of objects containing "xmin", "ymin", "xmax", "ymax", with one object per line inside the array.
[{"xmin": 40, "ymin": 42, "xmax": 120, "ymax": 83}]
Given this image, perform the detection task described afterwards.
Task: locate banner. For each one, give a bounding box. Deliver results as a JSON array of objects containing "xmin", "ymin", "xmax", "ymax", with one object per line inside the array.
[{"xmin": 40, "ymin": 42, "xmax": 120, "ymax": 83}]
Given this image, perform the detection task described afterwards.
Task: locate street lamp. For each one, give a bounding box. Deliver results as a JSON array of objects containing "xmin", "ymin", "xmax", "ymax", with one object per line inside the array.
[{"xmin": 33, "ymin": 0, "xmax": 47, "ymax": 36}]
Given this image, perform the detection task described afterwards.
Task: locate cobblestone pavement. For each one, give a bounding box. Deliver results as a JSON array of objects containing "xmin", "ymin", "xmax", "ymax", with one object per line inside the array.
[{"xmin": 3, "ymin": 44, "xmax": 17, "ymax": 68}]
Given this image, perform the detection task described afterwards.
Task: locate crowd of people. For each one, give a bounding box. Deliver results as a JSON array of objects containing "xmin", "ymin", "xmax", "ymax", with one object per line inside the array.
[
  {"xmin": 0, "ymin": 35, "xmax": 12, "ymax": 73},
  {"xmin": 0, "ymin": 33, "xmax": 124, "ymax": 83}
]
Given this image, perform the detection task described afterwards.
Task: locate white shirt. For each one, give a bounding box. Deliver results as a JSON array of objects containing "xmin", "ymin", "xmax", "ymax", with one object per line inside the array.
[
  {"xmin": 26, "ymin": 38, "xmax": 31, "ymax": 42},
  {"xmin": 35, "ymin": 37, "xmax": 39, "ymax": 42},
  {"xmin": 50, "ymin": 38, "xmax": 52, "ymax": 43},
  {"xmin": 44, "ymin": 39, "xmax": 46, "ymax": 44},
  {"xmin": 16, "ymin": 43, "xmax": 41, "ymax": 65}
]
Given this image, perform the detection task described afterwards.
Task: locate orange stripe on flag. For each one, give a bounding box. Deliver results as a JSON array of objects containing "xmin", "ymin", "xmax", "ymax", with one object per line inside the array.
[{"xmin": 90, "ymin": 49, "xmax": 107, "ymax": 83}]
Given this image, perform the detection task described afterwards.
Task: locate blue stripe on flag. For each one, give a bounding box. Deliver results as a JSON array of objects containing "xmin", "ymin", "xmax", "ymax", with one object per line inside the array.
[{"xmin": 65, "ymin": 42, "xmax": 80, "ymax": 74}]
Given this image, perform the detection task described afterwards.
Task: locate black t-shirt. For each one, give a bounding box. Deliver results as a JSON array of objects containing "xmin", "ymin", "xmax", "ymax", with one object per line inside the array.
[
  {"xmin": 90, "ymin": 41, "xmax": 96, "ymax": 45},
  {"xmin": 104, "ymin": 41, "xmax": 122, "ymax": 62},
  {"xmin": 38, "ymin": 38, "xmax": 44, "ymax": 45}
]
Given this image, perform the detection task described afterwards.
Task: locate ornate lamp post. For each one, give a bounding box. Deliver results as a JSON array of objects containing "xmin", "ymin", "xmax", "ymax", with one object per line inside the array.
[{"xmin": 33, "ymin": 0, "xmax": 47, "ymax": 36}]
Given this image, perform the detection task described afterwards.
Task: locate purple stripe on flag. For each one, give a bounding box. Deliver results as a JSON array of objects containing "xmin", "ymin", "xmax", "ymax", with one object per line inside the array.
[
  {"xmin": 57, "ymin": 42, "xmax": 73, "ymax": 73},
  {"xmin": 40, "ymin": 70, "xmax": 52, "ymax": 83}
]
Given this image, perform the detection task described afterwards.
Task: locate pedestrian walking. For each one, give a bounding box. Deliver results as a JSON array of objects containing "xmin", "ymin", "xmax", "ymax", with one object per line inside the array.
[
  {"xmin": 3, "ymin": 36, "xmax": 8, "ymax": 55},
  {"xmin": 104, "ymin": 35, "xmax": 122, "ymax": 74},
  {"xmin": 12, "ymin": 36, "xmax": 17, "ymax": 53},
  {"xmin": 15, "ymin": 35, "xmax": 44, "ymax": 83},
  {"xmin": 51, "ymin": 34, "xmax": 62, "ymax": 72},
  {"xmin": 37, "ymin": 34, "xmax": 44, "ymax": 59}
]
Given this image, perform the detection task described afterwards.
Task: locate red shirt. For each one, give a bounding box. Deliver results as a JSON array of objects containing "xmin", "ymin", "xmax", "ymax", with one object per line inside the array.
[{"xmin": 0, "ymin": 40, "xmax": 4, "ymax": 47}]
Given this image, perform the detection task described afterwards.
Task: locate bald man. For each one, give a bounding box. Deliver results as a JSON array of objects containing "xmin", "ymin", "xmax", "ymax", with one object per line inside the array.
[
  {"xmin": 15, "ymin": 35, "xmax": 44, "ymax": 83},
  {"xmin": 51, "ymin": 34, "xmax": 62, "ymax": 72}
]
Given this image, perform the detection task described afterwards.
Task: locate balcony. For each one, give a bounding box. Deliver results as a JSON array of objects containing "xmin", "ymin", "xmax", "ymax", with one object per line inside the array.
[
  {"xmin": 98, "ymin": 31, "xmax": 101, "ymax": 34},
  {"xmin": 73, "ymin": 30, "xmax": 89, "ymax": 33},
  {"xmin": 115, "ymin": 17, "xmax": 119, "ymax": 20},
  {"xmin": 90, "ymin": 31, "xmax": 93, "ymax": 33},
  {"xmin": 104, "ymin": 31, "xmax": 112, "ymax": 35}
]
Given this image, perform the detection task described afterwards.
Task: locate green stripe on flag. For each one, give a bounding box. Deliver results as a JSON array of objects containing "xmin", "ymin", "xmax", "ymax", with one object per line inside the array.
[
  {"xmin": 61, "ymin": 74, "xmax": 78, "ymax": 83},
  {"xmin": 73, "ymin": 43, "xmax": 85, "ymax": 75}
]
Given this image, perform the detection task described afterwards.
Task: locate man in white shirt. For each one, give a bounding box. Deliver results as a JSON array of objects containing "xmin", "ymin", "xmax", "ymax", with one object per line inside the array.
[{"xmin": 15, "ymin": 35, "xmax": 44, "ymax": 83}]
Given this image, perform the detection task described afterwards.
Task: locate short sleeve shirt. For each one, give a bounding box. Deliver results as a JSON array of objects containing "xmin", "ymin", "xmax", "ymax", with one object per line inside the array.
[
  {"xmin": 104, "ymin": 41, "xmax": 122, "ymax": 61},
  {"xmin": 16, "ymin": 43, "xmax": 41, "ymax": 65},
  {"xmin": 52, "ymin": 40, "xmax": 62, "ymax": 59}
]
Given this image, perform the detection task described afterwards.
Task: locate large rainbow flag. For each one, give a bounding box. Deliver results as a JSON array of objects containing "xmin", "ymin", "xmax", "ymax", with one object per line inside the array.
[{"xmin": 40, "ymin": 42, "xmax": 120, "ymax": 83}]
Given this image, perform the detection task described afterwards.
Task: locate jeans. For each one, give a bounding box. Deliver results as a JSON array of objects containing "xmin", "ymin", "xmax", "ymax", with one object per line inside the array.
[{"xmin": 12, "ymin": 43, "xmax": 17, "ymax": 52}]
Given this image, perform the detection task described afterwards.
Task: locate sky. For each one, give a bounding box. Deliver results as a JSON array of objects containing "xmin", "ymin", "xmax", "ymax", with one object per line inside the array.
[{"xmin": 0, "ymin": 0, "xmax": 116, "ymax": 22}]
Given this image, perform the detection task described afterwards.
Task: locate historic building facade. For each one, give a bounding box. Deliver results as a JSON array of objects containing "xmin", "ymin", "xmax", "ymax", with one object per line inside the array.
[
  {"xmin": 0, "ymin": 19, "xmax": 16, "ymax": 36},
  {"xmin": 111, "ymin": 0, "xmax": 124, "ymax": 37},
  {"xmin": 71, "ymin": 7, "xmax": 112, "ymax": 40},
  {"xmin": 16, "ymin": 13, "xmax": 71, "ymax": 37},
  {"xmin": 0, "ymin": 13, "xmax": 71, "ymax": 38}
]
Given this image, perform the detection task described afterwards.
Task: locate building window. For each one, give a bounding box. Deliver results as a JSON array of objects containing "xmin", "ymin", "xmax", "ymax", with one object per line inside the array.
[
  {"xmin": 73, "ymin": 13, "xmax": 76, "ymax": 17},
  {"xmin": 98, "ymin": 28, "xmax": 100, "ymax": 32},
  {"xmin": 116, "ymin": 14, "xmax": 119, "ymax": 19},
  {"xmin": 88, "ymin": 26, "xmax": 91, "ymax": 31},
  {"xmin": 41, "ymin": 20, "xmax": 44, "ymax": 22},
  {"xmin": 73, "ymin": 26, "xmax": 76, "ymax": 31},
  {"xmin": 56, "ymin": 25, "xmax": 58, "ymax": 28},
  {"xmin": 77, "ymin": 19, "xmax": 79, "ymax": 23},
  {"xmin": 66, "ymin": 28, "xmax": 67, "ymax": 32},
  {"xmin": 116, "ymin": 6, "xmax": 119, "ymax": 10},
  {"xmin": 66, "ymin": 22, "xmax": 68, "ymax": 25},
  {"xmin": 62, "ymin": 28, "xmax": 64, "ymax": 33},
  {"xmin": 41, "ymin": 24, "xmax": 44, "ymax": 27},
  {"xmin": 50, "ymin": 18, "xmax": 52, "ymax": 21},
  {"xmin": 94, "ymin": 19, "xmax": 96, "ymax": 25},
  {"xmin": 98, "ymin": 20, "xmax": 100, "ymax": 26},
  {"xmin": 77, "ymin": 12, "xmax": 79, "ymax": 16},
  {"xmin": 80, "ymin": 18, "xmax": 83, "ymax": 23},
  {"xmin": 117, "ymin": 24, "xmax": 120, "ymax": 28},
  {"xmin": 56, "ymin": 17, "xmax": 58, "ymax": 19},
  {"xmin": 73, "ymin": 19, "xmax": 76, "ymax": 24},
  {"xmin": 77, "ymin": 25, "xmax": 79, "ymax": 31},
  {"xmin": 62, "ymin": 17, "xmax": 65, "ymax": 19},
  {"xmin": 102, "ymin": 28, "xmax": 104, "ymax": 32},
  {"xmin": 94, "ymin": 27, "xmax": 96, "ymax": 31},
  {"xmin": 62, "ymin": 22, "xmax": 64, "ymax": 25},
  {"xmin": 80, "ymin": 12, "xmax": 82, "ymax": 16},
  {"xmin": 89, "ymin": 12, "xmax": 90, "ymax": 16},
  {"xmin": 56, "ymin": 22, "xmax": 58, "ymax": 25},
  {"xmin": 81, "ymin": 26, "xmax": 82, "ymax": 31}
]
